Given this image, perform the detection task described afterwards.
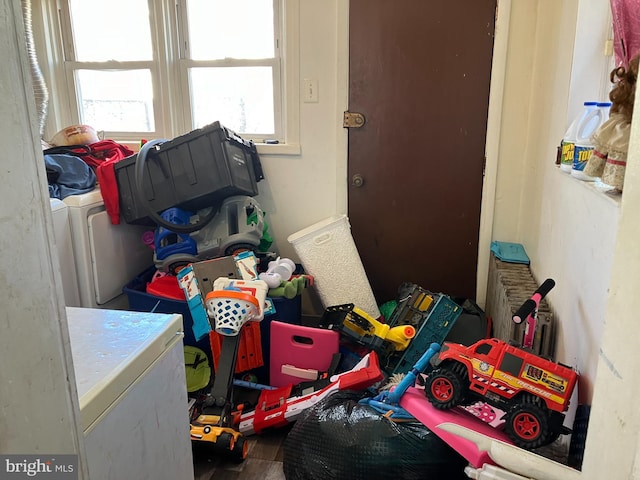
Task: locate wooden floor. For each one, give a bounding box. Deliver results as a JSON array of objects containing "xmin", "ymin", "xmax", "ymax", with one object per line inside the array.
[{"xmin": 192, "ymin": 426, "xmax": 290, "ymax": 480}]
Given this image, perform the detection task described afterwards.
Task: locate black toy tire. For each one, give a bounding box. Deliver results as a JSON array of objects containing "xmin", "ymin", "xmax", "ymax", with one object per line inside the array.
[
  {"xmin": 167, "ymin": 260, "xmax": 193, "ymax": 275},
  {"xmin": 425, "ymin": 366, "xmax": 467, "ymax": 410},
  {"xmin": 224, "ymin": 243, "xmax": 255, "ymax": 257},
  {"xmin": 231, "ymin": 436, "xmax": 248, "ymax": 463},
  {"xmin": 216, "ymin": 432, "xmax": 234, "ymax": 452},
  {"xmin": 504, "ymin": 401, "xmax": 551, "ymax": 450}
]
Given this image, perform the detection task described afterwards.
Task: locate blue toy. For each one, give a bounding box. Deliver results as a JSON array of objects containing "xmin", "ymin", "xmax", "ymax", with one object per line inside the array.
[
  {"xmin": 360, "ymin": 342, "xmax": 441, "ymax": 420},
  {"xmin": 153, "ymin": 195, "xmax": 267, "ymax": 273}
]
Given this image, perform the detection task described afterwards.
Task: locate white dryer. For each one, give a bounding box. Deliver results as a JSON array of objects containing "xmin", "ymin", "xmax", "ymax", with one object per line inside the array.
[
  {"xmin": 50, "ymin": 198, "xmax": 81, "ymax": 307},
  {"xmin": 62, "ymin": 188, "xmax": 154, "ymax": 309}
]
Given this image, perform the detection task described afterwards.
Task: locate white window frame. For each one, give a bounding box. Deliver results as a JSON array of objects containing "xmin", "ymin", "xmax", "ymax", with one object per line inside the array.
[
  {"xmin": 35, "ymin": 0, "xmax": 300, "ymax": 155},
  {"xmin": 174, "ymin": 0, "xmax": 283, "ymax": 143}
]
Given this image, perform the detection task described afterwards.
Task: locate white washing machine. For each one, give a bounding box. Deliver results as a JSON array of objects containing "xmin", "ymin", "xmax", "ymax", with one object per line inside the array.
[
  {"xmin": 62, "ymin": 188, "xmax": 154, "ymax": 309},
  {"xmin": 50, "ymin": 198, "xmax": 82, "ymax": 307}
]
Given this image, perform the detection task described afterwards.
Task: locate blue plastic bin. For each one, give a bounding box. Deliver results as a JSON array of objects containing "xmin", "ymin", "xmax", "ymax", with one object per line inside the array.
[
  {"xmin": 123, "ymin": 266, "xmax": 213, "ymax": 365},
  {"xmin": 124, "ymin": 266, "xmax": 303, "ymax": 385}
]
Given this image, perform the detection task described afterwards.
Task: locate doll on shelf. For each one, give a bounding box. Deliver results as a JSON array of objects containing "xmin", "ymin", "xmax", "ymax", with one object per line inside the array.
[{"xmin": 584, "ymin": 54, "xmax": 639, "ymax": 193}]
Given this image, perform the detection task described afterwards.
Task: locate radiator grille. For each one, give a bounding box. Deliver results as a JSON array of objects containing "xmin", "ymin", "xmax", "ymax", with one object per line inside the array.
[{"xmin": 485, "ymin": 254, "xmax": 555, "ymax": 358}]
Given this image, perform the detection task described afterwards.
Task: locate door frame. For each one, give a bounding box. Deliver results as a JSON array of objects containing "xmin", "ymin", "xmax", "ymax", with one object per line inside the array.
[{"xmin": 336, "ymin": 0, "xmax": 512, "ymax": 309}]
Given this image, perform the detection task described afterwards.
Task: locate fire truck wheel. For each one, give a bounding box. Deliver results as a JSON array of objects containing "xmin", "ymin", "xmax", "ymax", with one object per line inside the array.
[
  {"xmin": 505, "ymin": 402, "xmax": 551, "ymax": 450},
  {"xmin": 425, "ymin": 367, "xmax": 466, "ymax": 409},
  {"xmin": 231, "ymin": 436, "xmax": 248, "ymax": 463}
]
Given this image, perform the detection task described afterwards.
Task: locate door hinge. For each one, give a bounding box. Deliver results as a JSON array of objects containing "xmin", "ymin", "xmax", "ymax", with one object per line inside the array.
[{"xmin": 343, "ymin": 111, "xmax": 366, "ymax": 128}]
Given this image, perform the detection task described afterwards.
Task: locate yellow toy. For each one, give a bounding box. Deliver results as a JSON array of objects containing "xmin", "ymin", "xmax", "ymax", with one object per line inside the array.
[{"xmin": 319, "ymin": 303, "xmax": 416, "ymax": 354}]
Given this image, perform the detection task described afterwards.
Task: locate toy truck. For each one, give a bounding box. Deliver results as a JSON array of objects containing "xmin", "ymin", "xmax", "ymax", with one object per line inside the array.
[{"xmin": 424, "ymin": 338, "xmax": 578, "ymax": 450}]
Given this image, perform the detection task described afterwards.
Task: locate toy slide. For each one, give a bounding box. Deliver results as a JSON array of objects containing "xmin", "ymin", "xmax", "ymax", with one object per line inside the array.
[
  {"xmin": 400, "ymin": 387, "xmax": 582, "ymax": 479},
  {"xmin": 399, "ymin": 387, "xmax": 512, "ymax": 468}
]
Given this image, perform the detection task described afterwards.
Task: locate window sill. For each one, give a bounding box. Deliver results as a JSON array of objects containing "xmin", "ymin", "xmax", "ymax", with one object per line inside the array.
[
  {"xmin": 255, "ymin": 142, "xmax": 301, "ymax": 156},
  {"xmin": 555, "ymin": 166, "xmax": 622, "ymax": 207}
]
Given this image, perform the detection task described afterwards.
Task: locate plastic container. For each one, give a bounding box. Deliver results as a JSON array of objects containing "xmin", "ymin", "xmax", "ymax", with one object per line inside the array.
[
  {"xmin": 123, "ymin": 266, "xmax": 213, "ymax": 360},
  {"xmin": 572, "ymin": 102, "xmax": 609, "ymax": 181},
  {"xmin": 125, "ymin": 266, "xmax": 302, "ymax": 384},
  {"xmin": 256, "ymin": 296, "xmax": 303, "ymax": 384},
  {"xmin": 390, "ymin": 294, "xmax": 462, "ymax": 374},
  {"xmin": 560, "ymin": 101, "xmax": 597, "ymax": 173},
  {"xmin": 115, "ymin": 121, "xmax": 264, "ymax": 226},
  {"xmin": 288, "ymin": 215, "xmax": 381, "ymax": 319},
  {"xmin": 597, "ymin": 101, "xmax": 612, "ymax": 121}
]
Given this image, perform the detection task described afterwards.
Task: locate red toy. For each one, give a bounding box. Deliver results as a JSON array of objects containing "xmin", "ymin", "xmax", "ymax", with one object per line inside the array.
[
  {"xmin": 237, "ymin": 351, "xmax": 384, "ymax": 435},
  {"xmin": 424, "ymin": 337, "xmax": 578, "ymax": 449}
]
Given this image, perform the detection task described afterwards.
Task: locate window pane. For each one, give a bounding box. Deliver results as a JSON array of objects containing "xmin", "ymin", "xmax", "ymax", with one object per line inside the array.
[
  {"xmin": 190, "ymin": 67, "xmax": 274, "ymax": 135},
  {"xmin": 186, "ymin": 0, "xmax": 274, "ymax": 60},
  {"xmin": 76, "ymin": 70, "xmax": 155, "ymax": 132},
  {"xmin": 69, "ymin": 0, "xmax": 152, "ymax": 61}
]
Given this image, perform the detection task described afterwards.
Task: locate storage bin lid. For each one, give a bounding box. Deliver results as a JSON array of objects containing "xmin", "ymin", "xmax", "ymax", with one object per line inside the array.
[
  {"xmin": 287, "ymin": 214, "xmax": 348, "ymax": 245},
  {"xmin": 66, "ymin": 307, "xmax": 184, "ymax": 432}
]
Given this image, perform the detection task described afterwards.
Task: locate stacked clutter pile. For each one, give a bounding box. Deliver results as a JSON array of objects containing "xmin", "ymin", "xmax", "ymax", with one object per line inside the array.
[
  {"xmin": 118, "ymin": 121, "xmax": 284, "ymax": 381},
  {"xmin": 112, "ymin": 123, "xmax": 577, "ymax": 478},
  {"xmin": 116, "ymin": 122, "xmax": 318, "ymax": 463},
  {"xmin": 273, "ymin": 215, "xmax": 490, "ymax": 479}
]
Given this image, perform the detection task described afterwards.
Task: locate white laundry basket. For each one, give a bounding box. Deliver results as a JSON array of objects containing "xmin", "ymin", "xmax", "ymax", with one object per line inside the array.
[{"xmin": 287, "ymin": 215, "xmax": 381, "ymax": 319}]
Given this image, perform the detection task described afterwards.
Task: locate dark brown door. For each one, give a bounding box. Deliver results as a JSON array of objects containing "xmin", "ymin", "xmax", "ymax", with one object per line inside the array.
[{"xmin": 348, "ymin": 0, "xmax": 496, "ymax": 304}]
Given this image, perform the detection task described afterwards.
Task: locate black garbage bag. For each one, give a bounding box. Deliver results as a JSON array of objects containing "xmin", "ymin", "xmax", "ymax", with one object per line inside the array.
[{"xmin": 283, "ymin": 391, "xmax": 468, "ymax": 480}]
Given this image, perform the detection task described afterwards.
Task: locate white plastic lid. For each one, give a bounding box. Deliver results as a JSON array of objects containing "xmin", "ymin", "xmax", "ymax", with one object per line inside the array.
[{"xmin": 287, "ymin": 214, "xmax": 349, "ymax": 245}]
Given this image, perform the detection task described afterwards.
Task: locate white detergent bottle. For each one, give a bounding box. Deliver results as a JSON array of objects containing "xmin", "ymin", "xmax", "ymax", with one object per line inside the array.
[
  {"xmin": 572, "ymin": 102, "xmax": 608, "ymax": 181},
  {"xmin": 560, "ymin": 101, "xmax": 597, "ymax": 173},
  {"xmin": 598, "ymin": 101, "xmax": 612, "ymax": 122}
]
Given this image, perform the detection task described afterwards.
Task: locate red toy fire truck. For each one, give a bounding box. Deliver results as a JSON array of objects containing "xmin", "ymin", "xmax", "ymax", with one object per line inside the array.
[{"xmin": 425, "ymin": 338, "xmax": 578, "ymax": 450}]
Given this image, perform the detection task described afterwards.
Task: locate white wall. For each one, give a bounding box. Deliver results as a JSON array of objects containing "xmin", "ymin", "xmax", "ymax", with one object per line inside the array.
[
  {"xmin": 581, "ymin": 88, "xmax": 640, "ymax": 477},
  {"xmin": 491, "ymin": 0, "xmax": 619, "ymax": 403},
  {"xmin": 251, "ymin": 0, "xmax": 346, "ymax": 263},
  {"xmin": 0, "ymin": 0, "xmax": 86, "ymax": 472}
]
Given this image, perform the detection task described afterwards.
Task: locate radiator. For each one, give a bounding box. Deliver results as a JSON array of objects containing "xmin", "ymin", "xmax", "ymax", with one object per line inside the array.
[{"xmin": 485, "ymin": 254, "xmax": 555, "ymax": 358}]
